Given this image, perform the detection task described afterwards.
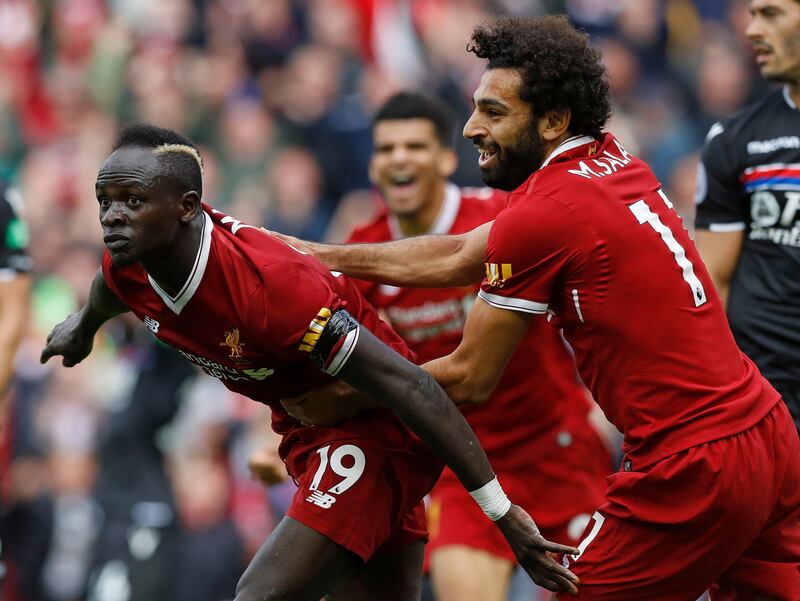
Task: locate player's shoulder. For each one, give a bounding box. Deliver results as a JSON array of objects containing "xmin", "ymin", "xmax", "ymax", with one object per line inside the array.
[{"xmin": 705, "ymin": 88, "xmax": 786, "ymax": 148}]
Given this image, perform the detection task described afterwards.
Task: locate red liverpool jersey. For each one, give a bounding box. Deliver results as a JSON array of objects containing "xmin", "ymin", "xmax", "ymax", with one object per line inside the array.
[
  {"xmin": 348, "ymin": 184, "xmax": 595, "ymax": 468},
  {"xmin": 480, "ymin": 133, "xmax": 779, "ymax": 468},
  {"xmin": 102, "ymin": 204, "xmax": 416, "ymax": 446}
]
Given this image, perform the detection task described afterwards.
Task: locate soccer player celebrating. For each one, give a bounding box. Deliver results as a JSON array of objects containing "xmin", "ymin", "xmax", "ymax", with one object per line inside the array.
[
  {"xmin": 696, "ymin": 0, "xmax": 800, "ymax": 434},
  {"xmin": 276, "ymin": 16, "xmax": 800, "ymax": 599},
  {"xmin": 345, "ymin": 91, "xmax": 610, "ymax": 601},
  {"xmin": 39, "ymin": 124, "xmax": 580, "ymax": 600}
]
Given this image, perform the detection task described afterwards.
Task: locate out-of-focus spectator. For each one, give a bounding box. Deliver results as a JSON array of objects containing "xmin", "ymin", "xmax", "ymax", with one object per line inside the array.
[
  {"xmin": 263, "ymin": 147, "xmax": 330, "ymax": 241},
  {"xmin": 170, "ymin": 457, "xmax": 245, "ymax": 601}
]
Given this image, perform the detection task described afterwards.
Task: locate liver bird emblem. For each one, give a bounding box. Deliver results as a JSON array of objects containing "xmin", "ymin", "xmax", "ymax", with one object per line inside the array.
[{"xmin": 221, "ymin": 328, "xmax": 245, "ymax": 358}]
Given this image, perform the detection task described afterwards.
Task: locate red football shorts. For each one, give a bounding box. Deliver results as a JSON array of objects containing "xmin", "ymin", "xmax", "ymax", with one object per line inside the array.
[
  {"xmin": 560, "ymin": 401, "xmax": 800, "ymax": 601},
  {"xmin": 427, "ymin": 420, "xmax": 611, "ymax": 563},
  {"xmin": 285, "ymin": 428, "xmax": 443, "ymax": 561}
]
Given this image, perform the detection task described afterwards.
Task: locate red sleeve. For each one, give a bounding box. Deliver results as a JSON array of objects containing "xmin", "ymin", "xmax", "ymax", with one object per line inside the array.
[
  {"xmin": 249, "ymin": 260, "xmax": 348, "ymax": 359},
  {"xmin": 478, "ymin": 196, "xmax": 576, "ymax": 315}
]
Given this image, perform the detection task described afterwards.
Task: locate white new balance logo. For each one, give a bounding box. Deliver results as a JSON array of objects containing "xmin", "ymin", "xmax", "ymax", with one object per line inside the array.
[
  {"xmin": 306, "ymin": 491, "xmax": 336, "ymax": 509},
  {"xmin": 144, "ymin": 316, "xmax": 160, "ymax": 334}
]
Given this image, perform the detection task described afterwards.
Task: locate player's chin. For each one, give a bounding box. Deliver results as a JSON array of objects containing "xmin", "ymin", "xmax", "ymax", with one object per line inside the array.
[{"xmin": 107, "ymin": 248, "xmax": 137, "ymax": 266}]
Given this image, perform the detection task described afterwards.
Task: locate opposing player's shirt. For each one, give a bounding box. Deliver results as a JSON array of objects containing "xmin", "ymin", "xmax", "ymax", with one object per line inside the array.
[
  {"xmin": 348, "ymin": 184, "xmax": 595, "ymax": 472},
  {"xmin": 482, "ymin": 133, "xmax": 779, "ymax": 468},
  {"xmin": 102, "ymin": 205, "xmax": 414, "ymax": 443},
  {"xmin": 0, "ymin": 182, "xmax": 31, "ymax": 278},
  {"xmin": 696, "ymin": 87, "xmax": 800, "ymax": 390}
]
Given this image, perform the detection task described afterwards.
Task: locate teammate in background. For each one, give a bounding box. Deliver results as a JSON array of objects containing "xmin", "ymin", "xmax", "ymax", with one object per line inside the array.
[
  {"xmin": 348, "ymin": 92, "xmax": 609, "ymax": 601},
  {"xmin": 696, "ymin": 0, "xmax": 800, "ymax": 433},
  {"xmin": 276, "ymin": 16, "xmax": 800, "ymax": 599},
  {"xmin": 38, "ymin": 124, "xmax": 580, "ymax": 601}
]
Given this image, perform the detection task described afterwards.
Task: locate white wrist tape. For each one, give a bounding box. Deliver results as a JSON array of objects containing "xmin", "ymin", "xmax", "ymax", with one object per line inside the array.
[{"xmin": 469, "ymin": 477, "xmax": 512, "ymax": 521}]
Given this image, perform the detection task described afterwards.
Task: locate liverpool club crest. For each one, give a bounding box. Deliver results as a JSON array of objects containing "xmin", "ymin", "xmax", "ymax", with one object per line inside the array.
[{"xmin": 221, "ymin": 328, "xmax": 245, "ymax": 359}]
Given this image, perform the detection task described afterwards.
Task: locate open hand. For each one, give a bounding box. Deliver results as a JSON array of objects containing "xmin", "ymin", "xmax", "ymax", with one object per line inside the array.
[
  {"xmin": 40, "ymin": 312, "xmax": 94, "ymax": 367},
  {"xmin": 496, "ymin": 504, "xmax": 580, "ymax": 594}
]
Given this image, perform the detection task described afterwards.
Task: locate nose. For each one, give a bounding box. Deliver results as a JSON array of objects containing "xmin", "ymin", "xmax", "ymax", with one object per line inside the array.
[
  {"xmin": 389, "ymin": 145, "xmax": 410, "ymax": 165},
  {"xmin": 745, "ymin": 15, "xmax": 763, "ymax": 41},
  {"xmin": 101, "ymin": 202, "xmax": 126, "ymax": 227},
  {"xmin": 463, "ymin": 109, "xmax": 484, "ymax": 142}
]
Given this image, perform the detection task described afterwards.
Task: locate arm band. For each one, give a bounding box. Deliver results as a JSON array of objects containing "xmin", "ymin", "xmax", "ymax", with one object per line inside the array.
[
  {"xmin": 469, "ymin": 476, "xmax": 512, "ymax": 521},
  {"xmin": 309, "ymin": 308, "xmax": 361, "ymax": 376}
]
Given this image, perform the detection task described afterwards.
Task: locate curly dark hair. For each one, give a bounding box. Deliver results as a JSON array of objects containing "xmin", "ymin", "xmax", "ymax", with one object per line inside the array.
[{"xmin": 468, "ymin": 15, "xmax": 611, "ymax": 138}]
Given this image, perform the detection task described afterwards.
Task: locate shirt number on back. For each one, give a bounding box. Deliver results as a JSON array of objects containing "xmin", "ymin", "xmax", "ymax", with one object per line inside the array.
[{"xmin": 628, "ymin": 190, "xmax": 707, "ymax": 307}]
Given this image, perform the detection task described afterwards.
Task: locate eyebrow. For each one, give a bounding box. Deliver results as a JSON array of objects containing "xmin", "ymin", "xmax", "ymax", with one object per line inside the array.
[{"xmin": 473, "ymin": 97, "xmax": 508, "ymax": 111}]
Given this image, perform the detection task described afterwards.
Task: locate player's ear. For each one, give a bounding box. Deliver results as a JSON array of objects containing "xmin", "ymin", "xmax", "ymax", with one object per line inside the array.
[
  {"xmin": 438, "ymin": 147, "xmax": 458, "ymax": 178},
  {"xmin": 179, "ymin": 191, "xmax": 201, "ymax": 223},
  {"xmin": 539, "ymin": 107, "xmax": 571, "ymax": 142}
]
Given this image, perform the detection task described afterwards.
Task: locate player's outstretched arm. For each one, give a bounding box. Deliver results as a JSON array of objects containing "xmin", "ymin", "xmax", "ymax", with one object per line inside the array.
[
  {"xmin": 311, "ymin": 308, "xmax": 579, "ymax": 594},
  {"xmin": 40, "ymin": 268, "xmax": 129, "ymax": 367},
  {"xmin": 270, "ymin": 222, "xmax": 491, "ymax": 288}
]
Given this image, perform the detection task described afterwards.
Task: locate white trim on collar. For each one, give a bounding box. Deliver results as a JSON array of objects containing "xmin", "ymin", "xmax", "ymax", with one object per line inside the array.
[
  {"xmin": 388, "ymin": 183, "xmax": 462, "ymax": 239},
  {"xmin": 148, "ymin": 211, "xmax": 213, "ymax": 315},
  {"xmin": 783, "ymin": 86, "xmax": 798, "ymax": 110},
  {"xmin": 540, "ymin": 135, "xmax": 595, "ymax": 169}
]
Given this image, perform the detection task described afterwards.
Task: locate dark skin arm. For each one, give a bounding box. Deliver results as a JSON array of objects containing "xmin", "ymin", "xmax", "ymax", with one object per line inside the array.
[
  {"xmin": 40, "ymin": 269, "xmax": 130, "ymax": 366},
  {"xmin": 335, "ymin": 324, "xmax": 579, "ymax": 594}
]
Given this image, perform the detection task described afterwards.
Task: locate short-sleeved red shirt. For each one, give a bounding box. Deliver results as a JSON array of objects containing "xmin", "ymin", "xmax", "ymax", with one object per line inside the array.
[
  {"xmin": 479, "ymin": 133, "xmax": 779, "ymax": 468},
  {"xmin": 102, "ymin": 205, "xmax": 416, "ymax": 452}
]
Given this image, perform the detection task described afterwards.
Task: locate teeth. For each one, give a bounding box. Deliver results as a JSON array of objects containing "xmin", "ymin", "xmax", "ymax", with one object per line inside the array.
[{"xmin": 391, "ymin": 175, "xmax": 414, "ymax": 185}]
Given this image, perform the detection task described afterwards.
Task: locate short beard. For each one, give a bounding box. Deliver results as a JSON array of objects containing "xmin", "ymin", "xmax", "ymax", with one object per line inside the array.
[{"xmin": 479, "ymin": 122, "xmax": 547, "ymax": 191}]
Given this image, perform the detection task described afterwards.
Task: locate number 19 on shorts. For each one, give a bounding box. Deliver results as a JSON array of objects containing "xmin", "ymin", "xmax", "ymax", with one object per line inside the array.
[{"xmin": 306, "ymin": 444, "xmax": 366, "ymax": 509}]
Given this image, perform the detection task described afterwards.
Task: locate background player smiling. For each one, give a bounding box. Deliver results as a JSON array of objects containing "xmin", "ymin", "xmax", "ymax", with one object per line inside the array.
[
  {"xmin": 276, "ymin": 16, "xmax": 800, "ymax": 599},
  {"xmin": 39, "ymin": 123, "xmax": 580, "ymax": 601}
]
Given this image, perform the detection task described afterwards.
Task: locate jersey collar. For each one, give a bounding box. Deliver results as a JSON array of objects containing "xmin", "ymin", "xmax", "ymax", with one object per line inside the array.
[
  {"xmin": 388, "ymin": 182, "xmax": 461, "ymax": 239},
  {"xmin": 539, "ymin": 135, "xmax": 596, "ymax": 169},
  {"xmin": 148, "ymin": 211, "xmax": 213, "ymax": 315},
  {"xmin": 783, "ymin": 85, "xmax": 798, "ymax": 110}
]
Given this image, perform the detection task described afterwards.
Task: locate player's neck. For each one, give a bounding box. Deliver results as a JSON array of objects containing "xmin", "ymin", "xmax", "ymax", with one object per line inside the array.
[
  {"xmin": 395, "ymin": 181, "xmax": 447, "ymax": 237},
  {"xmin": 141, "ymin": 217, "xmax": 204, "ymax": 297}
]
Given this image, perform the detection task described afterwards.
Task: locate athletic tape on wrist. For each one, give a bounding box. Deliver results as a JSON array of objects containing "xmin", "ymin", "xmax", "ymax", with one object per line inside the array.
[{"xmin": 469, "ymin": 476, "xmax": 512, "ymax": 521}]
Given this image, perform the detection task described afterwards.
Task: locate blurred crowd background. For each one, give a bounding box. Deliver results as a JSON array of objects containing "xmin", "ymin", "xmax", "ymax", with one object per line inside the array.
[{"xmin": 0, "ymin": 1, "xmax": 774, "ymax": 600}]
